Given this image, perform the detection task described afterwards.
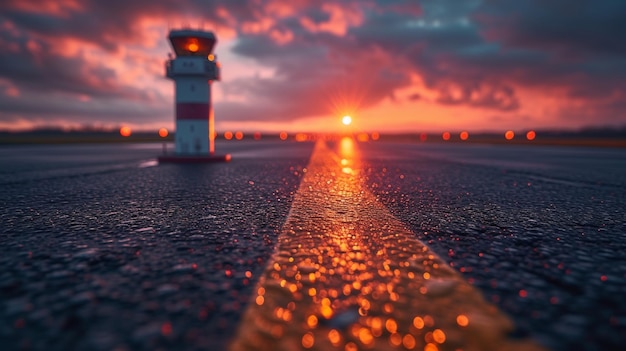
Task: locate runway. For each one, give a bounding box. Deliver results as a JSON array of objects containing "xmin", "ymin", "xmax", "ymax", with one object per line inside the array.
[
  {"xmin": 0, "ymin": 139, "xmax": 624, "ymax": 350},
  {"xmin": 231, "ymin": 139, "xmax": 543, "ymax": 351}
]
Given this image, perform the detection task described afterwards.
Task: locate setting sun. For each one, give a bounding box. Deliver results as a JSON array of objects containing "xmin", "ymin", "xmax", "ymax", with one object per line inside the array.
[
  {"xmin": 342, "ymin": 115, "xmax": 352, "ymax": 126},
  {"xmin": 119, "ymin": 126, "xmax": 131, "ymax": 137}
]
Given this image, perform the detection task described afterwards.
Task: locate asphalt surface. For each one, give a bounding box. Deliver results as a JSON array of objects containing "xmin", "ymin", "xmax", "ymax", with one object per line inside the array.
[
  {"xmin": 0, "ymin": 141, "xmax": 313, "ymax": 350},
  {"xmin": 0, "ymin": 140, "xmax": 625, "ymax": 351},
  {"xmin": 231, "ymin": 140, "xmax": 544, "ymax": 351},
  {"xmin": 359, "ymin": 142, "xmax": 626, "ymax": 351}
]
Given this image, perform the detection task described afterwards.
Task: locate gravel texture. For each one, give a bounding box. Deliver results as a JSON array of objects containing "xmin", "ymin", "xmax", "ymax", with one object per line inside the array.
[
  {"xmin": 0, "ymin": 142, "xmax": 313, "ymax": 350},
  {"xmin": 232, "ymin": 140, "xmax": 543, "ymax": 351},
  {"xmin": 1, "ymin": 140, "xmax": 624, "ymax": 351},
  {"xmin": 360, "ymin": 142, "xmax": 626, "ymax": 351}
]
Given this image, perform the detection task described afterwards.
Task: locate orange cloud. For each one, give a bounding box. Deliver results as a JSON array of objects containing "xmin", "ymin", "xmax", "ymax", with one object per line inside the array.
[
  {"xmin": 7, "ymin": 0, "xmax": 83, "ymax": 17},
  {"xmin": 241, "ymin": 17, "xmax": 276, "ymax": 34},
  {"xmin": 269, "ymin": 28, "xmax": 294, "ymax": 45},
  {"xmin": 1, "ymin": 0, "xmax": 624, "ymax": 133},
  {"xmin": 265, "ymin": 0, "xmax": 299, "ymax": 17}
]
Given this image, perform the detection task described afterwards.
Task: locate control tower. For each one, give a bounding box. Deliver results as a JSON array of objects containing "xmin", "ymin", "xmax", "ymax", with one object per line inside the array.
[{"xmin": 159, "ymin": 29, "xmax": 230, "ymax": 163}]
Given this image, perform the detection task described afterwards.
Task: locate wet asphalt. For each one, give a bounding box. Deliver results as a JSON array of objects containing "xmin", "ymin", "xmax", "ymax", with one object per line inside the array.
[
  {"xmin": 0, "ymin": 140, "xmax": 625, "ymax": 351},
  {"xmin": 359, "ymin": 142, "xmax": 626, "ymax": 351},
  {"xmin": 0, "ymin": 142, "xmax": 312, "ymax": 350}
]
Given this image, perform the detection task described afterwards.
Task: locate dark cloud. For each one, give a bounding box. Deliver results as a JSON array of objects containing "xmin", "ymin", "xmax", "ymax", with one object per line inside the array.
[
  {"xmin": 347, "ymin": 3, "xmax": 524, "ymax": 111},
  {"xmin": 0, "ymin": 90, "xmax": 171, "ymax": 127},
  {"xmin": 302, "ymin": 8, "xmax": 332, "ymax": 24},
  {"xmin": 471, "ymin": 0, "xmax": 626, "ymax": 111},
  {"xmin": 477, "ymin": 0, "xmax": 626, "ymax": 56},
  {"xmin": 0, "ymin": 31, "xmax": 164, "ymax": 104},
  {"xmin": 0, "ymin": 0, "xmax": 625, "ymax": 129}
]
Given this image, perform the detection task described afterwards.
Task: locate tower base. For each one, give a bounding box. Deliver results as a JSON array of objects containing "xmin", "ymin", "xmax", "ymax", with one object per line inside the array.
[{"xmin": 158, "ymin": 154, "xmax": 231, "ymax": 164}]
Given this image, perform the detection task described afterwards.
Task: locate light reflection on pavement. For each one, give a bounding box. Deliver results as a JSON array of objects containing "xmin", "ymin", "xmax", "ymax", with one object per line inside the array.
[{"xmin": 231, "ymin": 138, "xmax": 545, "ymax": 351}]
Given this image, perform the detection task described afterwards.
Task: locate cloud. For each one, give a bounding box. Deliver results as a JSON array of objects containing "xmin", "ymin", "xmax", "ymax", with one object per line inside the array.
[
  {"xmin": 477, "ymin": 0, "xmax": 626, "ymax": 56},
  {"xmin": 435, "ymin": 82, "xmax": 518, "ymax": 111},
  {"xmin": 0, "ymin": 0, "xmax": 624, "ymax": 130},
  {"xmin": 474, "ymin": 0, "xmax": 626, "ymax": 95},
  {"xmin": 406, "ymin": 93, "xmax": 421, "ymax": 102}
]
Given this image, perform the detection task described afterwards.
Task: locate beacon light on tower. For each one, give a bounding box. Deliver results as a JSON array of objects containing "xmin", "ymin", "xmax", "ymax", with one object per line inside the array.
[{"xmin": 158, "ymin": 29, "xmax": 230, "ymax": 163}]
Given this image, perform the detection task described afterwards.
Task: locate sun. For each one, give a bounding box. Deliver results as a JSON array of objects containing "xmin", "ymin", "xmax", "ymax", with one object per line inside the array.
[
  {"xmin": 342, "ymin": 115, "xmax": 352, "ymax": 126},
  {"xmin": 119, "ymin": 126, "xmax": 132, "ymax": 137}
]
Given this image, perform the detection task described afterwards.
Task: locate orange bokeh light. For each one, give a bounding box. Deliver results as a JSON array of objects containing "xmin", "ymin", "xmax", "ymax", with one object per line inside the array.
[
  {"xmin": 301, "ymin": 333, "xmax": 314, "ymax": 348},
  {"xmin": 385, "ymin": 318, "xmax": 398, "ymax": 333},
  {"xmin": 188, "ymin": 42, "xmax": 199, "ymax": 52},
  {"xmin": 306, "ymin": 315, "xmax": 318, "ymax": 328},
  {"xmin": 279, "ymin": 131, "xmax": 288, "ymax": 140},
  {"xmin": 460, "ymin": 131, "xmax": 469, "ymax": 140},
  {"xmin": 158, "ymin": 128, "xmax": 168, "ymax": 138},
  {"xmin": 371, "ymin": 132, "xmax": 380, "ymax": 141},
  {"xmin": 456, "ymin": 314, "xmax": 469, "ymax": 327},
  {"xmin": 357, "ymin": 133, "xmax": 369, "ymax": 142},
  {"xmin": 403, "ymin": 334, "xmax": 416, "ymax": 349},
  {"xmin": 526, "ymin": 130, "xmax": 536, "ymax": 141},
  {"xmin": 119, "ymin": 126, "xmax": 131, "ymax": 137},
  {"xmin": 235, "ymin": 131, "xmax": 244, "ymax": 140},
  {"xmin": 390, "ymin": 333, "xmax": 402, "ymax": 346},
  {"xmin": 358, "ymin": 328, "xmax": 374, "ymax": 345},
  {"xmin": 224, "ymin": 131, "xmax": 233, "ymax": 140},
  {"xmin": 433, "ymin": 329, "xmax": 446, "ymax": 343},
  {"xmin": 505, "ymin": 130, "xmax": 515, "ymax": 140},
  {"xmin": 413, "ymin": 316, "xmax": 425, "ymax": 329},
  {"xmin": 328, "ymin": 329, "xmax": 341, "ymax": 345},
  {"xmin": 442, "ymin": 132, "xmax": 451, "ymax": 141}
]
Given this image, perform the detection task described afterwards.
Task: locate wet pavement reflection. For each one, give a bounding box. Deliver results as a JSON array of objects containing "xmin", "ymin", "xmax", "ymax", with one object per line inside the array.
[{"xmin": 231, "ymin": 139, "xmax": 545, "ymax": 351}]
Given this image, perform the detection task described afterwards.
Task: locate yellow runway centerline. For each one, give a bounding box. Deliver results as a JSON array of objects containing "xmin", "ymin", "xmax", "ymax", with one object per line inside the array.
[{"xmin": 231, "ymin": 139, "xmax": 545, "ymax": 351}]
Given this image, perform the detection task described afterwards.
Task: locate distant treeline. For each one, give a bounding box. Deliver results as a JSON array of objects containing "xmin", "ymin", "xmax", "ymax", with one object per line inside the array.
[
  {"xmin": 1, "ymin": 126, "xmax": 625, "ymax": 147},
  {"xmin": 528, "ymin": 127, "xmax": 626, "ymax": 138},
  {"xmin": 0, "ymin": 129, "xmax": 174, "ymax": 144}
]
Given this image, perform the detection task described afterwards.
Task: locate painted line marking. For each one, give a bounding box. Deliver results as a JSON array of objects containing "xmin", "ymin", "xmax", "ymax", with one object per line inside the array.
[{"xmin": 231, "ymin": 139, "xmax": 546, "ymax": 351}]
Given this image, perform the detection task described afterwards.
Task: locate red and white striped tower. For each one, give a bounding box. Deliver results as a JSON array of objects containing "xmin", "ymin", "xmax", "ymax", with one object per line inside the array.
[{"xmin": 160, "ymin": 29, "xmax": 229, "ymax": 163}]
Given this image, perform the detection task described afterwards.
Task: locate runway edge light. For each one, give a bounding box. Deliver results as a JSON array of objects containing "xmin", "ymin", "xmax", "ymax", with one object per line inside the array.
[{"xmin": 158, "ymin": 28, "xmax": 230, "ymax": 164}]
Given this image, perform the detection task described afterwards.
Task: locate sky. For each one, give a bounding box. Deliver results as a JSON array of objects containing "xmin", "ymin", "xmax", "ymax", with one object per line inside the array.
[{"xmin": 0, "ymin": 0, "xmax": 625, "ymax": 133}]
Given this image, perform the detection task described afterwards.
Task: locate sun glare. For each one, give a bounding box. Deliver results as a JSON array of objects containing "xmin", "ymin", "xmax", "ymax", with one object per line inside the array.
[{"xmin": 342, "ymin": 115, "xmax": 352, "ymax": 126}]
